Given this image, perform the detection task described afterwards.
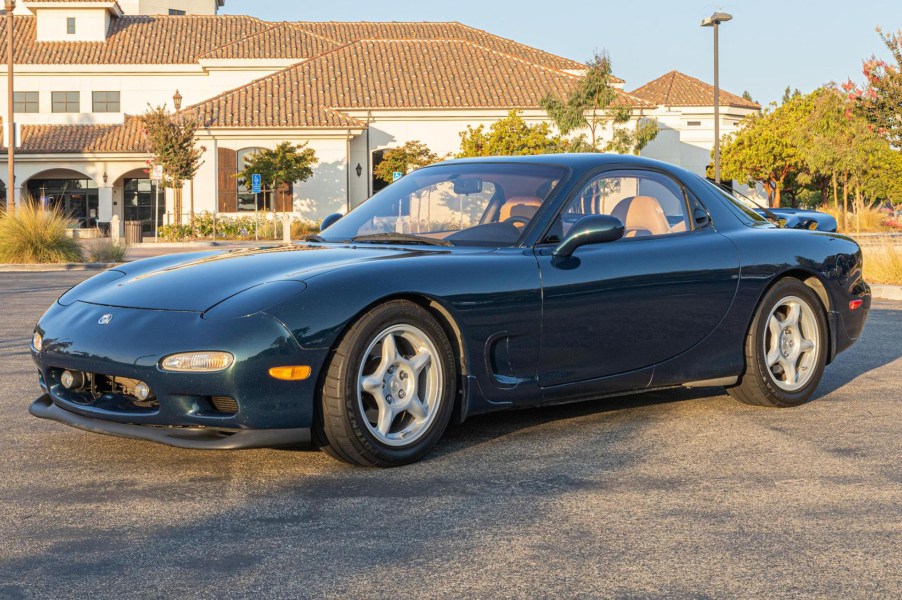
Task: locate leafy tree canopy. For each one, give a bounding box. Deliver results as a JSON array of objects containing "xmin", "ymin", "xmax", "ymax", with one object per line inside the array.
[
  {"xmin": 458, "ymin": 110, "xmax": 565, "ymax": 157},
  {"xmin": 845, "ymin": 27, "xmax": 902, "ymax": 147},
  {"xmin": 237, "ymin": 141, "xmax": 317, "ymax": 192},
  {"xmin": 143, "ymin": 105, "xmax": 205, "ymax": 190},
  {"xmin": 374, "ymin": 141, "xmax": 441, "ymax": 183}
]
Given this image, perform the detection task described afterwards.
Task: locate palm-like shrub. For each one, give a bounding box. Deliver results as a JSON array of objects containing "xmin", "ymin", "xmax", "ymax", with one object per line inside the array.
[{"xmin": 0, "ymin": 204, "xmax": 84, "ymax": 264}]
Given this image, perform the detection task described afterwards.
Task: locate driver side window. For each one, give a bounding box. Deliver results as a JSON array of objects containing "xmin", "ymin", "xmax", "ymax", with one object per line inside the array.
[{"xmin": 552, "ymin": 171, "xmax": 691, "ymax": 241}]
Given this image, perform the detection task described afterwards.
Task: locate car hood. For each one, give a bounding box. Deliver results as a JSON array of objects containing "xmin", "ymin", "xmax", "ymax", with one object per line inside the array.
[{"xmin": 62, "ymin": 244, "xmax": 438, "ymax": 312}]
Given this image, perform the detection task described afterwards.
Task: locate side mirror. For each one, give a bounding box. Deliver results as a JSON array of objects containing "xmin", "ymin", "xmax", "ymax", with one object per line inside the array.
[
  {"xmin": 693, "ymin": 207, "xmax": 710, "ymax": 228},
  {"xmin": 320, "ymin": 213, "xmax": 343, "ymax": 231},
  {"xmin": 553, "ymin": 214, "xmax": 624, "ymax": 258}
]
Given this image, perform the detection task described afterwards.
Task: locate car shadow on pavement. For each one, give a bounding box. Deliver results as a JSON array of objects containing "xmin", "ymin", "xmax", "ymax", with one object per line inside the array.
[{"xmin": 814, "ymin": 303, "xmax": 902, "ymax": 398}]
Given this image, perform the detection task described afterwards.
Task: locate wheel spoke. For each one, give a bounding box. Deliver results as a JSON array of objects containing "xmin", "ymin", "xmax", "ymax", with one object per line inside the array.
[
  {"xmin": 361, "ymin": 375, "xmax": 383, "ymax": 394},
  {"xmin": 378, "ymin": 333, "xmax": 399, "ymax": 374},
  {"xmin": 779, "ymin": 357, "xmax": 798, "ymax": 386},
  {"xmin": 405, "ymin": 395, "xmax": 428, "ymax": 422},
  {"xmin": 799, "ymin": 338, "xmax": 815, "ymax": 353},
  {"xmin": 409, "ymin": 348, "xmax": 431, "ymax": 376},
  {"xmin": 376, "ymin": 403, "xmax": 395, "ymax": 435},
  {"xmin": 766, "ymin": 344, "xmax": 782, "ymax": 367},
  {"xmin": 784, "ymin": 302, "xmax": 801, "ymax": 328}
]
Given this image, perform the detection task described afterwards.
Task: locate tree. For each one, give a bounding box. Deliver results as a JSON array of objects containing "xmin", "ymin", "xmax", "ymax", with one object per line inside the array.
[
  {"xmin": 458, "ymin": 110, "xmax": 564, "ymax": 157},
  {"xmin": 844, "ymin": 27, "xmax": 902, "ymax": 147},
  {"xmin": 374, "ymin": 141, "xmax": 441, "ymax": 183},
  {"xmin": 237, "ymin": 142, "xmax": 317, "ymax": 211},
  {"xmin": 143, "ymin": 105, "xmax": 205, "ymax": 227},
  {"xmin": 541, "ymin": 52, "xmax": 658, "ymax": 153},
  {"xmin": 717, "ymin": 94, "xmax": 811, "ymax": 207}
]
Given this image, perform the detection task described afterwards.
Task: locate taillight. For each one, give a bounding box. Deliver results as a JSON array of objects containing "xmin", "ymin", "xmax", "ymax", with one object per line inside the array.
[{"xmin": 849, "ymin": 299, "xmax": 863, "ymax": 311}]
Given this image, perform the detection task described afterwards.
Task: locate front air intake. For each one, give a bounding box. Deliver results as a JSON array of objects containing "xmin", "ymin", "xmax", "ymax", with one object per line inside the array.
[{"xmin": 210, "ymin": 396, "xmax": 239, "ymax": 415}]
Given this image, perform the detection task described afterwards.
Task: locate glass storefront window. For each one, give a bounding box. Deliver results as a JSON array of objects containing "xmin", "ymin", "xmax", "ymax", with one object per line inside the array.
[
  {"xmin": 26, "ymin": 178, "xmax": 99, "ymax": 228},
  {"xmin": 124, "ymin": 178, "xmax": 164, "ymax": 235},
  {"xmin": 236, "ymin": 147, "xmax": 272, "ymax": 211}
]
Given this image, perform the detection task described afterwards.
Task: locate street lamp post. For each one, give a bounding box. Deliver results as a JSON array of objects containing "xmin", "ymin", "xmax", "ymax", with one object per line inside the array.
[
  {"xmin": 5, "ymin": 0, "xmax": 14, "ymax": 213},
  {"xmin": 701, "ymin": 12, "xmax": 732, "ymax": 184}
]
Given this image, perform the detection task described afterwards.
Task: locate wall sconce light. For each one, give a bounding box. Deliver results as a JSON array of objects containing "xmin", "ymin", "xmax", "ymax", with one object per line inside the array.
[
  {"xmin": 355, "ymin": 163, "xmax": 362, "ymax": 177},
  {"xmin": 173, "ymin": 89, "xmax": 183, "ymax": 112},
  {"xmin": 102, "ymin": 171, "xmax": 108, "ymax": 185}
]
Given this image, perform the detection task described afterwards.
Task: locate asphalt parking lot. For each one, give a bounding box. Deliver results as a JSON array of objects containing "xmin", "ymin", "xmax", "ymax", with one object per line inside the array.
[{"xmin": 1, "ymin": 272, "xmax": 900, "ymax": 599}]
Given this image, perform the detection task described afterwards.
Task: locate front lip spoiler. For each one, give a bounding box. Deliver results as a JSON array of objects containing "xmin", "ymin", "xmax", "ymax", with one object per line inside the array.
[{"xmin": 29, "ymin": 395, "xmax": 310, "ymax": 450}]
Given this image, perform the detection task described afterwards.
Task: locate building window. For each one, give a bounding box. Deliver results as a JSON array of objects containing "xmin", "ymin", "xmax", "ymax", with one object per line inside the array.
[
  {"xmin": 13, "ymin": 91, "xmax": 39, "ymax": 113},
  {"xmin": 67, "ymin": 17, "xmax": 76, "ymax": 35},
  {"xmin": 92, "ymin": 91, "xmax": 120, "ymax": 113},
  {"xmin": 51, "ymin": 91, "xmax": 80, "ymax": 113},
  {"xmin": 687, "ymin": 120, "xmax": 702, "ymax": 127},
  {"xmin": 236, "ymin": 147, "xmax": 270, "ymax": 211},
  {"xmin": 169, "ymin": 9, "xmax": 186, "ymax": 15}
]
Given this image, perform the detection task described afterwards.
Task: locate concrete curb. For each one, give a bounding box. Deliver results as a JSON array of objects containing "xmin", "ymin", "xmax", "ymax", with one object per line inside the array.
[
  {"xmin": 871, "ymin": 285, "xmax": 902, "ymax": 301},
  {"xmin": 0, "ymin": 263, "xmax": 121, "ymax": 272}
]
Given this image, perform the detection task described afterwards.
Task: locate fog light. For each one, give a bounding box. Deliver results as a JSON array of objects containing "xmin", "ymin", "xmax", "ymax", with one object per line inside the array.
[
  {"xmin": 32, "ymin": 332, "xmax": 43, "ymax": 352},
  {"xmin": 160, "ymin": 351, "xmax": 234, "ymax": 372},
  {"xmin": 134, "ymin": 382, "xmax": 152, "ymax": 401},
  {"xmin": 60, "ymin": 370, "xmax": 84, "ymax": 389}
]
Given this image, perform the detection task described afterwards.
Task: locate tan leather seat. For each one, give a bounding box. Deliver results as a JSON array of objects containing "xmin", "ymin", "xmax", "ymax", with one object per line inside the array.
[
  {"xmin": 499, "ymin": 196, "xmax": 542, "ymax": 222},
  {"xmin": 611, "ymin": 195, "xmax": 672, "ymax": 237}
]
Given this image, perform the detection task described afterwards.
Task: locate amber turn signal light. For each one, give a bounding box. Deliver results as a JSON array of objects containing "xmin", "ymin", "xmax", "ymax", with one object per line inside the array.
[{"xmin": 269, "ymin": 366, "xmax": 312, "ymax": 381}]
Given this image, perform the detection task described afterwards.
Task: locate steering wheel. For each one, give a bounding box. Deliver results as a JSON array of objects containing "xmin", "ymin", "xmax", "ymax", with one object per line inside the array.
[{"xmin": 503, "ymin": 216, "xmax": 531, "ymax": 227}]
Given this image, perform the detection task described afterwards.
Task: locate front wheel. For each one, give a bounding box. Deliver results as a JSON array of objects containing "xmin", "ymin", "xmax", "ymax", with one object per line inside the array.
[
  {"xmin": 728, "ymin": 278, "xmax": 828, "ymax": 408},
  {"xmin": 316, "ymin": 300, "xmax": 457, "ymax": 467}
]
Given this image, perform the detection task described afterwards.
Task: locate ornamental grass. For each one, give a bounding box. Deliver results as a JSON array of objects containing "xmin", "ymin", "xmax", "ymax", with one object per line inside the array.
[
  {"xmin": 862, "ymin": 237, "xmax": 902, "ymax": 286},
  {"xmin": 0, "ymin": 203, "xmax": 84, "ymax": 264}
]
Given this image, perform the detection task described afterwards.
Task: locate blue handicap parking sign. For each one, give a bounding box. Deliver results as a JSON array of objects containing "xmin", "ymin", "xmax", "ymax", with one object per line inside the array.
[
  {"xmin": 252, "ymin": 173, "xmax": 262, "ymax": 193},
  {"xmin": 392, "ymin": 171, "xmax": 403, "ymax": 182}
]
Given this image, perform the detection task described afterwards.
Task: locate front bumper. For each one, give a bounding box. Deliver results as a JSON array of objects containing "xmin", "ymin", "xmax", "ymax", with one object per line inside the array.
[
  {"xmin": 31, "ymin": 300, "xmax": 329, "ymax": 443},
  {"xmin": 30, "ymin": 394, "xmax": 309, "ymax": 449}
]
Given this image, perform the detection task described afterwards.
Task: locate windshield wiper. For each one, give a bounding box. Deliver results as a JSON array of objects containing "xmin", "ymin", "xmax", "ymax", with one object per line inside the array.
[
  {"xmin": 303, "ymin": 233, "xmax": 326, "ymax": 242},
  {"xmin": 350, "ymin": 233, "xmax": 452, "ymax": 247}
]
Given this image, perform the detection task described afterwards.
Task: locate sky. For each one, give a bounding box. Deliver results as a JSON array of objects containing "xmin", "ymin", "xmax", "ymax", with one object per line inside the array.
[{"xmin": 222, "ymin": 0, "xmax": 901, "ymax": 107}]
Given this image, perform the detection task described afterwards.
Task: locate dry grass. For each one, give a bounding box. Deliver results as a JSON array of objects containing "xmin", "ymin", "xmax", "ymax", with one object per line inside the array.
[
  {"xmin": 86, "ymin": 238, "xmax": 128, "ymax": 263},
  {"xmin": 0, "ymin": 204, "xmax": 84, "ymax": 264},
  {"xmin": 862, "ymin": 238, "xmax": 902, "ymax": 285},
  {"xmin": 821, "ymin": 205, "xmax": 900, "ymax": 233}
]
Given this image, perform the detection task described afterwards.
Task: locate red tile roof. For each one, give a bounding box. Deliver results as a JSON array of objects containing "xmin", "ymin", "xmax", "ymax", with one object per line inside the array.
[
  {"xmin": 197, "ymin": 22, "xmax": 339, "ymax": 60},
  {"xmin": 630, "ymin": 70, "xmax": 760, "ymax": 110},
  {"xmin": 187, "ymin": 39, "xmax": 647, "ymax": 128},
  {"xmin": 4, "ymin": 117, "xmax": 148, "ymax": 154}
]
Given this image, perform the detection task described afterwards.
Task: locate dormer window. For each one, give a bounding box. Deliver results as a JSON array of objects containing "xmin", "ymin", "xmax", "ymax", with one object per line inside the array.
[{"xmin": 67, "ymin": 18, "xmax": 76, "ymax": 35}]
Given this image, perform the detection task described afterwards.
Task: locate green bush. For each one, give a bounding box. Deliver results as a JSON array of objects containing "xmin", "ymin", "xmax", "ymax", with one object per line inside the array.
[
  {"xmin": 157, "ymin": 212, "xmax": 320, "ymax": 242},
  {"xmin": 0, "ymin": 204, "xmax": 84, "ymax": 264},
  {"xmin": 87, "ymin": 238, "xmax": 128, "ymax": 263}
]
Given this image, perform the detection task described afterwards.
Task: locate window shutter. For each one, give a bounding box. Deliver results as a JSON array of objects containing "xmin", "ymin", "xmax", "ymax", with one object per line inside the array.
[
  {"xmin": 277, "ymin": 182, "xmax": 293, "ymax": 212},
  {"xmin": 217, "ymin": 147, "xmax": 237, "ymax": 212}
]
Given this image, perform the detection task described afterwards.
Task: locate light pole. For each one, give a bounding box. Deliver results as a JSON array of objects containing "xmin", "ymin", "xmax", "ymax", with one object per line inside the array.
[
  {"xmin": 5, "ymin": 0, "xmax": 14, "ymax": 213},
  {"xmin": 702, "ymin": 11, "xmax": 732, "ymax": 184}
]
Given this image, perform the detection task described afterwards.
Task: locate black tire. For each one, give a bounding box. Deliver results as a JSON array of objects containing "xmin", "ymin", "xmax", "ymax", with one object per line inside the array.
[
  {"xmin": 728, "ymin": 278, "xmax": 828, "ymax": 408},
  {"xmin": 315, "ymin": 300, "xmax": 457, "ymax": 467}
]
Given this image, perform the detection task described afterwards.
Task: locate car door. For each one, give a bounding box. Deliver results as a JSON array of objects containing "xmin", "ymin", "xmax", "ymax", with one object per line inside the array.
[{"xmin": 534, "ymin": 168, "xmax": 740, "ymax": 387}]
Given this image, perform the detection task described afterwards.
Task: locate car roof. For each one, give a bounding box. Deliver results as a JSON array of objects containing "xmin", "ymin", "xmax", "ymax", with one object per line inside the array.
[{"xmin": 439, "ymin": 153, "xmax": 677, "ymax": 171}]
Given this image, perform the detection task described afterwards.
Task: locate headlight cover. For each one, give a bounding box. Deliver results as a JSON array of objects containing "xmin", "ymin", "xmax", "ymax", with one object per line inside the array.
[
  {"xmin": 32, "ymin": 331, "xmax": 43, "ymax": 352},
  {"xmin": 160, "ymin": 352, "xmax": 234, "ymax": 372}
]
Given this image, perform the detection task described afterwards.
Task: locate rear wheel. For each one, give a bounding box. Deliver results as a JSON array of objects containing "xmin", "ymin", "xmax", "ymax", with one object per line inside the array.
[
  {"xmin": 728, "ymin": 279, "xmax": 828, "ymax": 407},
  {"xmin": 316, "ymin": 300, "xmax": 456, "ymax": 467}
]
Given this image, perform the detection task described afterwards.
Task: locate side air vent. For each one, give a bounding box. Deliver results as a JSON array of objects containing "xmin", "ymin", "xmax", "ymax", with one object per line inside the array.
[{"xmin": 210, "ymin": 396, "xmax": 239, "ymax": 415}]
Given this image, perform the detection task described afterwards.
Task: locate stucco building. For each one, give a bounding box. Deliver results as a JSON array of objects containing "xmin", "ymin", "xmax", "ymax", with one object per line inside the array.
[{"xmin": 0, "ymin": 0, "xmax": 759, "ymax": 234}]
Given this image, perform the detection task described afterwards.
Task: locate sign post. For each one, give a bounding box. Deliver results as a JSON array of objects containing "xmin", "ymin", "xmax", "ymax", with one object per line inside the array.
[
  {"xmin": 251, "ymin": 174, "xmax": 262, "ymax": 242},
  {"xmin": 151, "ymin": 164, "xmax": 164, "ymax": 243}
]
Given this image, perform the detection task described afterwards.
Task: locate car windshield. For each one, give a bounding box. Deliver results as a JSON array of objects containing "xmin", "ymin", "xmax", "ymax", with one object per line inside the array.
[
  {"xmin": 319, "ymin": 162, "xmax": 568, "ymax": 247},
  {"xmin": 705, "ymin": 181, "xmax": 769, "ymax": 224}
]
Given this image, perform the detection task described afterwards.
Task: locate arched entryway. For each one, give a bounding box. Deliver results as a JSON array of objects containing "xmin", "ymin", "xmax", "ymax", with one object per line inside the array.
[
  {"xmin": 24, "ymin": 169, "xmax": 98, "ymax": 228},
  {"xmin": 116, "ymin": 168, "xmax": 164, "ymax": 236}
]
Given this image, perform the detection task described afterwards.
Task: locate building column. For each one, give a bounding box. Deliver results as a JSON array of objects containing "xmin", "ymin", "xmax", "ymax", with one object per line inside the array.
[{"xmin": 98, "ymin": 186, "xmax": 114, "ymax": 223}]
